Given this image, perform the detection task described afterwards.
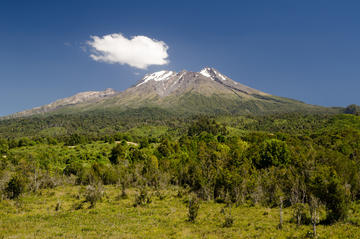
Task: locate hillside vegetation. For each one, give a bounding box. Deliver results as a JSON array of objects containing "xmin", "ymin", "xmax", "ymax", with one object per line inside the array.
[{"xmin": 1, "ymin": 113, "xmax": 360, "ymax": 238}]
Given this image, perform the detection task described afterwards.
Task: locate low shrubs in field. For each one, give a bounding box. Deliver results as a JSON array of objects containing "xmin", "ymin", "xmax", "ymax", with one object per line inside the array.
[
  {"xmin": 133, "ymin": 187, "xmax": 152, "ymax": 207},
  {"xmin": 187, "ymin": 195, "xmax": 200, "ymax": 222},
  {"xmin": 5, "ymin": 174, "xmax": 27, "ymax": 199},
  {"xmin": 221, "ymin": 205, "xmax": 234, "ymax": 228},
  {"xmin": 84, "ymin": 182, "xmax": 104, "ymax": 208},
  {"xmin": 75, "ymin": 182, "xmax": 104, "ymax": 209}
]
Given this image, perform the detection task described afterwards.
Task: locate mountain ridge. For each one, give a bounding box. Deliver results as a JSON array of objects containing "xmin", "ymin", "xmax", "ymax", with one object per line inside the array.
[{"xmin": 4, "ymin": 67, "xmax": 337, "ymax": 118}]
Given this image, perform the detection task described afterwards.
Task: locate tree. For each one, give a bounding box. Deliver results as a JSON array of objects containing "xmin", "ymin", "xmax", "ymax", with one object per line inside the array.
[
  {"xmin": 65, "ymin": 134, "xmax": 87, "ymax": 146},
  {"xmin": 109, "ymin": 144, "xmax": 126, "ymax": 164},
  {"xmin": 257, "ymin": 139, "xmax": 290, "ymax": 168},
  {"xmin": 309, "ymin": 195, "xmax": 320, "ymax": 238},
  {"xmin": 309, "ymin": 167, "xmax": 349, "ymax": 223},
  {"xmin": 275, "ymin": 186, "xmax": 285, "ymax": 229},
  {"xmin": 6, "ymin": 174, "xmax": 27, "ymax": 199},
  {"xmin": 188, "ymin": 117, "xmax": 227, "ymax": 137}
]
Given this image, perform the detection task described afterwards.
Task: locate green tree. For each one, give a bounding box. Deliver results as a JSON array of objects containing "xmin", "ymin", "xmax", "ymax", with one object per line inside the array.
[
  {"xmin": 309, "ymin": 167, "xmax": 349, "ymax": 223},
  {"xmin": 6, "ymin": 174, "xmax": 27, "ymax": 199},
  {"xmin": 109, "ymin": 144, "xmax": 126, "ymax": 164},
  {"xmin": 257, "ymin": 139, "xmax": 290, "ymax": 168}
]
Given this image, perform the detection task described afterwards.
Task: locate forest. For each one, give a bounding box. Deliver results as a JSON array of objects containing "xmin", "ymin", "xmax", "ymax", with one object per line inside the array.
[{"xmin": 0, "ymin": 112, "xmax": 360, "ymax": 238}]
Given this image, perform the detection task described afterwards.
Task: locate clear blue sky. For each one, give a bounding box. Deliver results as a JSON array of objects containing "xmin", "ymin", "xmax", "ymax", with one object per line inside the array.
[{"xmin": 1, "ymin": 0, "xmax": 360, "ymax": 116}]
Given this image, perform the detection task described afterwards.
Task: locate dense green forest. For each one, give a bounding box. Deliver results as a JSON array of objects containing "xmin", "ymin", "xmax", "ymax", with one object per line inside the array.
[{"xmin": 1, "ymin": 112, "xmax": 360, "ymax": 238}]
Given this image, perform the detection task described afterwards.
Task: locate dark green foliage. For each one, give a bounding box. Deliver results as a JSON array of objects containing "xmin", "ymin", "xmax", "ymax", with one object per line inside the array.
[
  {"xmin": 64, "ymin": 160, "xmax": 83, "ymax": 176},
  {"xmin": 139, "ymin": 138, "xmax": 149, "ymax": 149},
  {"xmin": 65, "ymin": 134, "xmax": 87, "ymax": 146},
  {"xmin": 157, "ymin": 139, "xmax": 172, "ymax": 158},
  {"xmin": 109, "ymin": 144, "xmax": 126, "ymax": 164},
  {"xmin": 188, "ymin": 116, "xmax": 227, "ymax": 136},
  {"xmin": 257, "ymin": 139, "xmax": 290, "ymax": 168},
  {"xmin": 129, "ymin": 148, "xmax": 146, "ymax": 162},
  {"xmin": 17, "ymin": 137, "xmax": 35, "ymax": 147},
  {"xmin": 309, "ymin": 167, "xmax": 350, "ymax": 223},
  {"xmin": 6, "ymin": 174, "xmax": 27, "ymax": 199}
]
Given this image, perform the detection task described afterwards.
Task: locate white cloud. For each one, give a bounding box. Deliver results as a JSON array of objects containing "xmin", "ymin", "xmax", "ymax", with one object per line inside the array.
[{"xmin": 87, "ymin": 33, "xmax": 169, "ymax": 69}]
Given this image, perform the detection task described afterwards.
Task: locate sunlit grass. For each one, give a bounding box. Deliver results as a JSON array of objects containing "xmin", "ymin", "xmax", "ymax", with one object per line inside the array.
[{"xmin": 0, "ymin": 185, "xmax": 359, "ymax": 238}]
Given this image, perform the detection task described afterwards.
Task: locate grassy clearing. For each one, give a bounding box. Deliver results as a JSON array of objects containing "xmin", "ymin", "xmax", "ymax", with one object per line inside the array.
[{"xmin": 0, "ymin": 186, "xmax": 359, "ymax": 239}]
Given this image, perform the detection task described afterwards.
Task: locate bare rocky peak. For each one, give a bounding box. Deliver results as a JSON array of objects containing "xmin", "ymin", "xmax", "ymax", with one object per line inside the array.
[{"xmin": 132, "ymin": 67, "xmax": 267, "ymax": 97}]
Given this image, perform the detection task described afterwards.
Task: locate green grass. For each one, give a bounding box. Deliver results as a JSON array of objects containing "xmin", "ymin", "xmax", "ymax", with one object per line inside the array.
[{"xmin": 1, "ymin": 186, "xmax": 359, "ymax": 238}]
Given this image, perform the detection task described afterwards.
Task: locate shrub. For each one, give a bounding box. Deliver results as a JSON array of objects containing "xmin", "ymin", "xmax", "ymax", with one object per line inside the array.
[
  {"xmin": 84, "ymin": 182, "xmax": 104, "ymax": 208},
  {"xmin": 292, "ymin": 203, "xmax": 307, "ymax": 225},
  {"xmin": 222, "ymin": 206, "xmax": 234, "ymax": 228},
  {"xmin": 109, "ymin": 144, "xmax": 126, "ymax": 165},
  {"xmin": 6, "ymin": 174, "xmax": 27, "ymax": 199},
  {"xmin": 188, "ymin": 195, "xmax": 200, "ymax": 222},
  {"xmin": 65, "ymin": 134, "xmax": 87, "ymax": 146},
  {"xmin": 223, "ymin": 214, "xmax": 234, "ymax": 228},
  {"xmin": 133, "ymin": 187, "xmax": 151, "ymax": 207},
  {"xmin": 257, "ymin": 139, "xmax": 290, "ymax": 168},
  {"xmin": 64, "ymin": 161, "xmax": 83, "ymax": 176},
  {"xmin": 134, "ymin": 187, "xmax": 151, "ymax": 206}
]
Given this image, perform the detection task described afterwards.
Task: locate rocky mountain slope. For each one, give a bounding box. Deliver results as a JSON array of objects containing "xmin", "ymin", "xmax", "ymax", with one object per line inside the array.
[{"xmin": 10, "ymin": 88, "xmax": 118, "ymax": 118}]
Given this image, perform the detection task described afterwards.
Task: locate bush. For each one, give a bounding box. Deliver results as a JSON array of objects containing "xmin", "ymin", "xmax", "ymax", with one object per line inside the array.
[
  {"xmin": 6, "ymin": 174, "xmax": 27, "ymax": 199},
  {"xmin": 292, "ymin": 203, "xmax": 307, "ymax": 225},
  {"xmin": 65, "ymin": 134, "xmax": 87, "ymax": 146},
  {"xmin": 133, "ymin": 187, "xmax": 151, "ymax": 207},
  {"xmin": 310, "ymin": 168, "xmax": 350, "ymax": 223},
  {"xmin": 188, "ymin": 195, "xmax": 200, "ymax": 222},
  {"xmin": 83, "ymin": 182, "xmax": 104, "ymax": 208},
  {"xmin": 64, "ymin": 160, "xmax": 83, "ymax": 176},
  {"xmin": 257, "ymin": 139, "xmax": 290, "ymax": 168},
  {"xmin": 222, "ymin": 206, "xmax": 234, "ymax": 228},
  {"xmin": 223, "ymin": 215, "xmax": 234, "ymax": 228},
  {"xmin": 109, "ymin": 144, "xmax": 126, "ymax": 164}
]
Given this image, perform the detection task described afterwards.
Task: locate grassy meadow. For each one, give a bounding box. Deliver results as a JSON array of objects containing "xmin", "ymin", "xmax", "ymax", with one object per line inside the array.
[{"xmin": 1, "ymin": 185, "xmax": 360, "ymax": 239}]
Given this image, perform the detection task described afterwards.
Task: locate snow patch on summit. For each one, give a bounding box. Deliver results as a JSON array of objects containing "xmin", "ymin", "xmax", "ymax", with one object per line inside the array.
[
  {"xmin": 199, "ymin": 68, "xmax": 212, "ymax": 79},
  {"xmin": 137, "ymin": 70, "xmax": 175, "ymax": 87},
  {"xmin": 213, "ymin": 70, "xmax": 227, "ymax": 81},
  {"xmin": 200, "ymin": 67, "xmax": 228, "ymax": 81}
]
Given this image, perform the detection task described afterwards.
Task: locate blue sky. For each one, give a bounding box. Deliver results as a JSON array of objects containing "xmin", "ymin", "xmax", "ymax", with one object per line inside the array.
[{"xmin": 1, "ymin": 0, "xmax": 360, "ymax": 116}]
